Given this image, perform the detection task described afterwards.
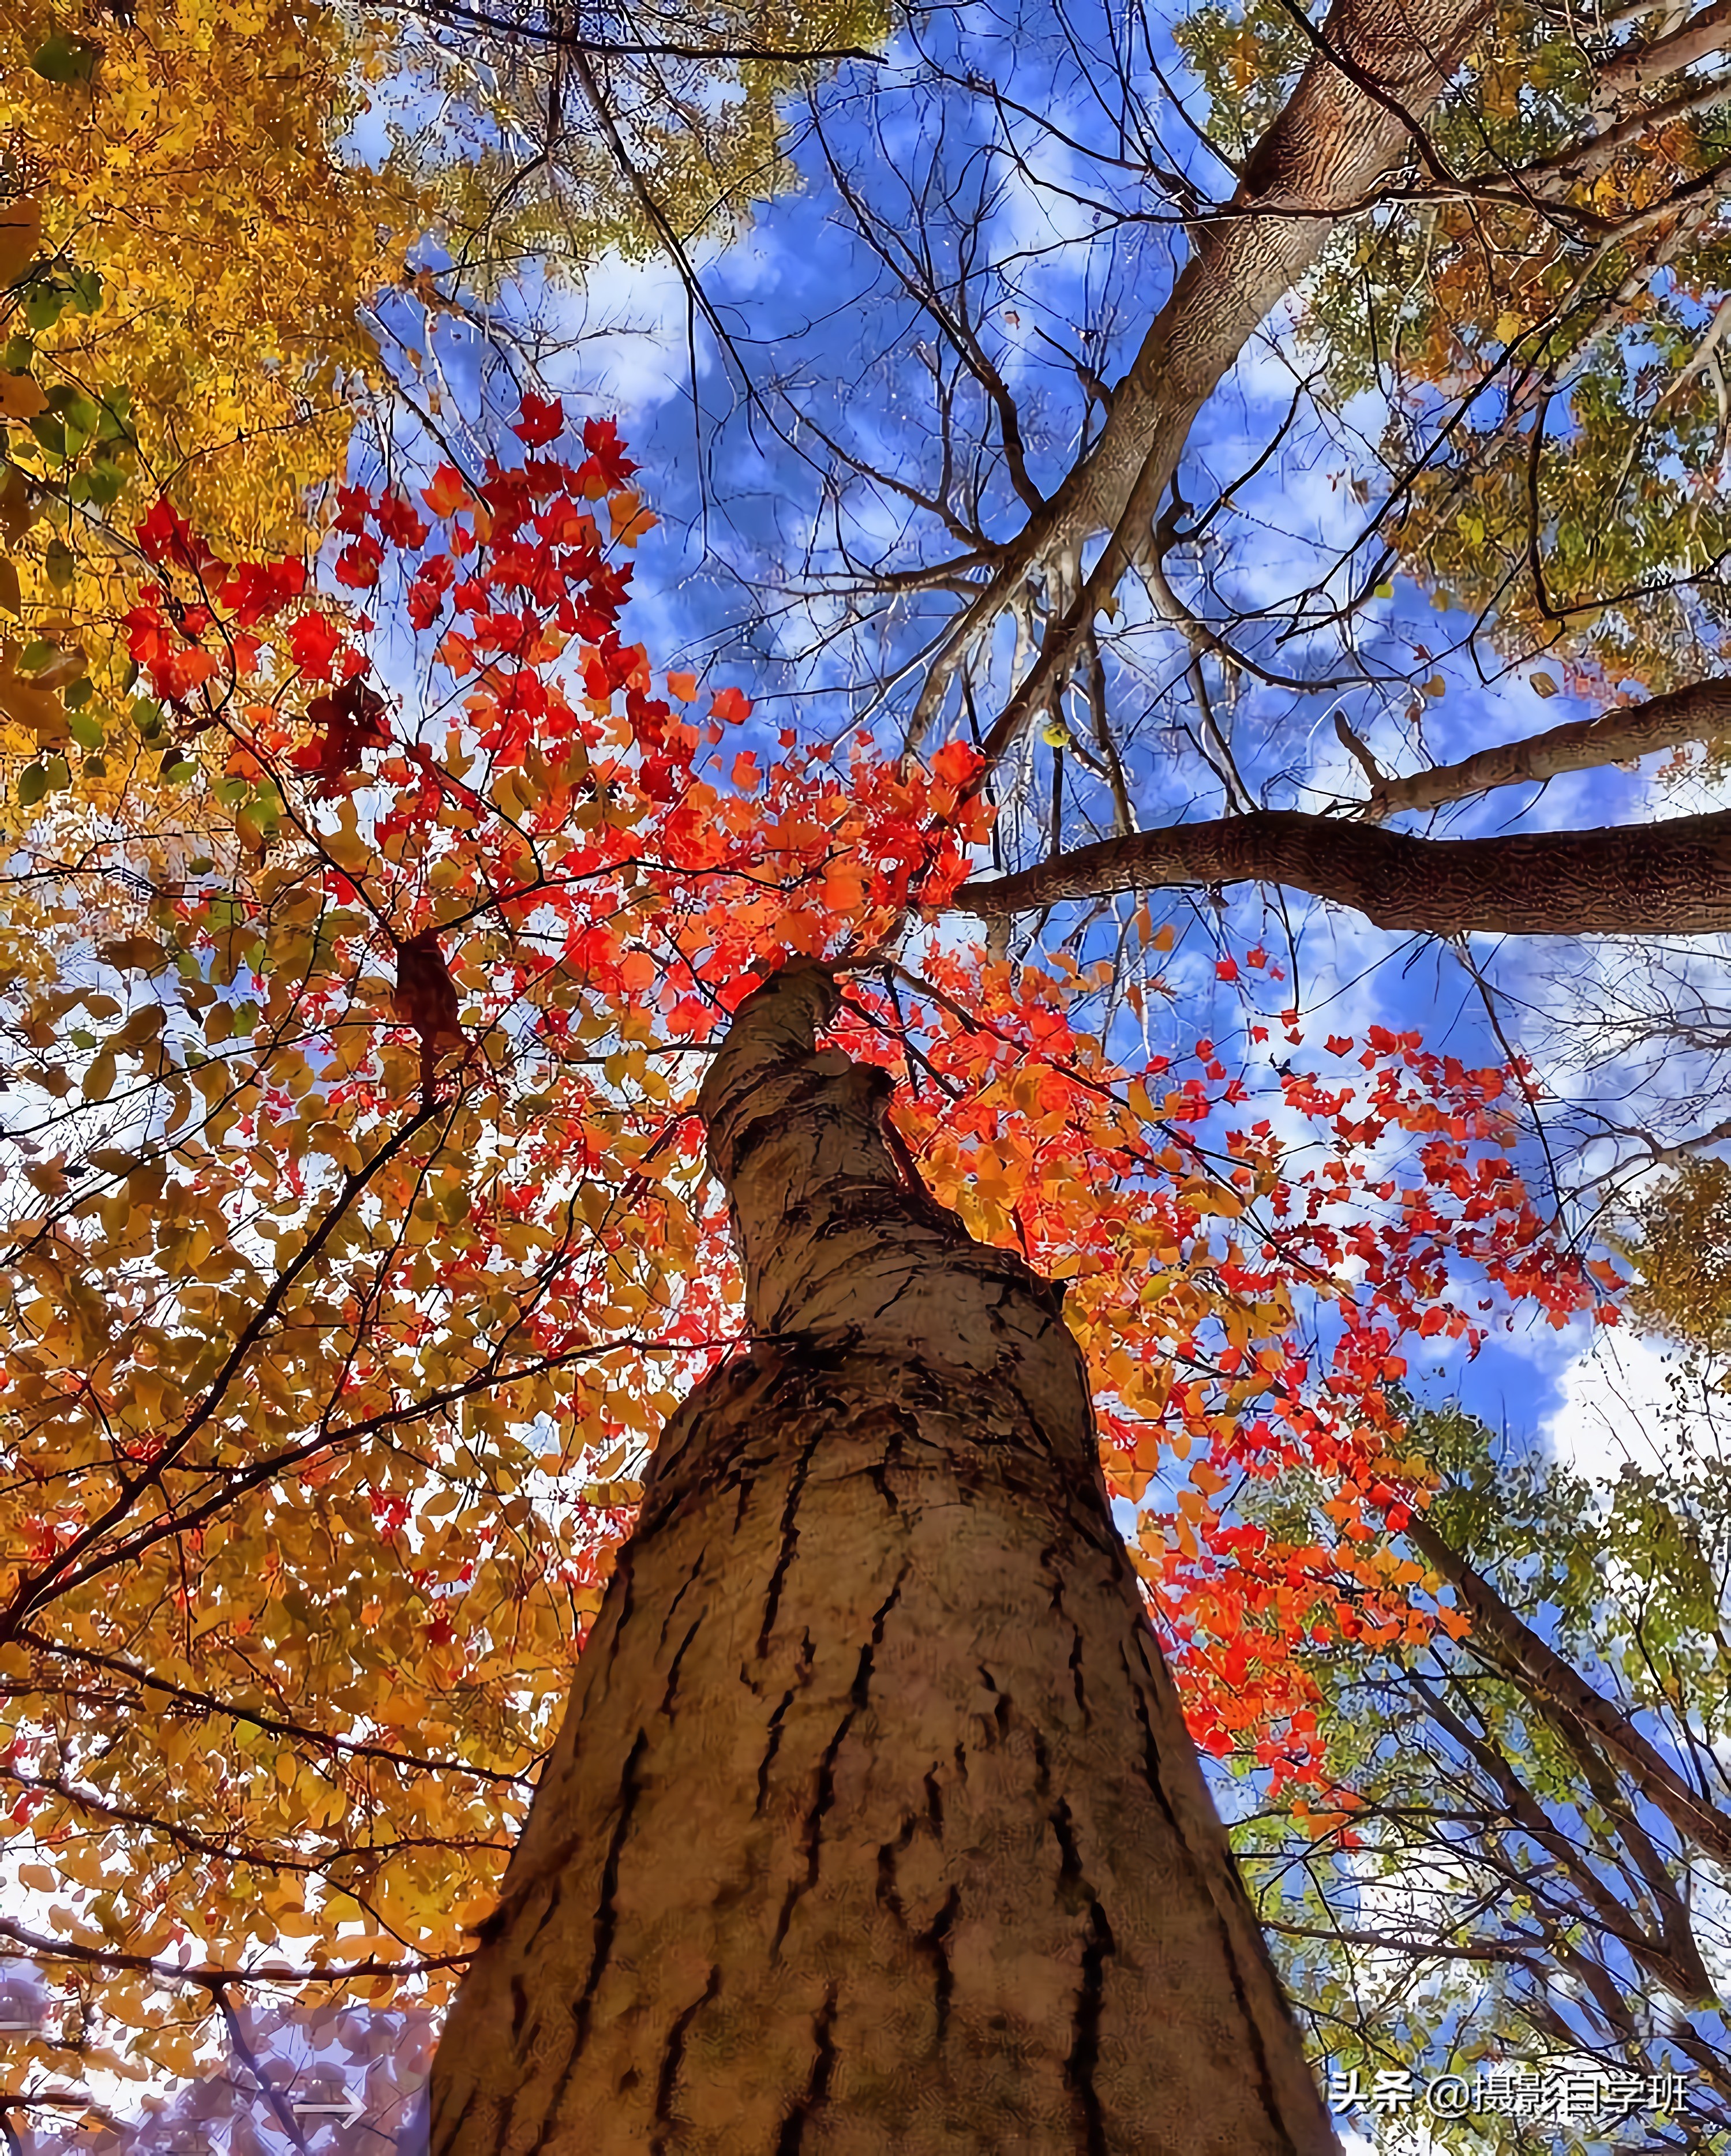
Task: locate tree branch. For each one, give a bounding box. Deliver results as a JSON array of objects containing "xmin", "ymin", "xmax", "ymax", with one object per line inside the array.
[
  {"xmin": 953, "ymin": 806, "xmax": 1731, "ymax": 936},
  {"xmin": 1404, "ymin": 1510, "xmax": 1731, "ymax": 1874},
  {"xmin": 1362, "ymin": 676, "xmax": 1731, "ymax": 819},
  {"xmin": 1599, "ymin": 0, "xmax": 1731, "ymax": 96},
  {"xmin": 912, "ymin": 0, "xmax": 1497, "ymax": 752}
]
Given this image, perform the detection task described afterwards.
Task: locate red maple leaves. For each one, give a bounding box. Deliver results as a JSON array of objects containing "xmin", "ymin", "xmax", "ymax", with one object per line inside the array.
[
  {"xmin": 115, "ymin": 408, "xmax": 1630, "ymax": 1818},
  {"xmin": 290, "ymin": 676, "xmax": 391, "ymax": 793}
]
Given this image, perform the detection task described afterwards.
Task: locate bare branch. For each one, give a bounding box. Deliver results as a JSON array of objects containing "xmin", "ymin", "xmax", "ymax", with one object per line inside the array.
[
  {"xmin": 909, "ymin": 0, "xmax": 1498, "ymax": 753},
  {"xmin": 1599, "ymin": 0, "xmax": 1731, "ymax": 96}
]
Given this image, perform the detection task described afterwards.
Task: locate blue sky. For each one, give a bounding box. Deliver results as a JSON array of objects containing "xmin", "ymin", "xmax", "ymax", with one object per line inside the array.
[{"xmin": 334, "ymin": 0, "xmax": 1731, "ymax": 1483}]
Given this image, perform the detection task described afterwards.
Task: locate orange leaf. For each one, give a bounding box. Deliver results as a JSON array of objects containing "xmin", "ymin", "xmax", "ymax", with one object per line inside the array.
[
  {"xmin": 0, "ymin": 199, "xmax": 40, "ymax": 289},
  {"xmin": 0, "ymin": 373, "xmax": 47, "ymax": 422},
  {"xmin": 608, "ymin": 490, "xmax": 656, "ymax": 545}
]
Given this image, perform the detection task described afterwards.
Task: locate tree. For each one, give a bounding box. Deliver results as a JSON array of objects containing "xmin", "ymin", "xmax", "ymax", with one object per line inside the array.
[
  {"xmin": 429, "ymin": 960, "xmax": 1337, "ymax": 2154},
  {"xmin": 16, "ymin": 0, "xmax": 1731, "ymax": 2128},
  {"xmin": 0, "ymin": 394, "xmax": 1623, "ymax": 2140},
  {"xmin": 0, "ymin": 0, "xmax": 428, "ymax": 800},
  {"xmin": 1232, "ymin": 1392, "xmax": 1731, "ymax": 2152},
  {"xmin": 651, "ymin": 0, "xmax": 1731, "ymax": 1191},
  {"xmin": 376, "ymin": 0, "xmax": 889, "ymax": 293}
]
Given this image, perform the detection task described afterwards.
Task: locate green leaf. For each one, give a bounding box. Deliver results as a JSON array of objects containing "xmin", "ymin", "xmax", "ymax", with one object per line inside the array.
[
  {"xmin": 16, "ymin": 762, "xmax": 47, "ymax": 807},
  {"xmin": 30, "ymin": 29, "xmax": 101, "ymax": 82},
  {"xmin": 43, "ymin": 538, "xmax": 74, "ymax": 591},
  {"xmin": 24, "ymin": 285, "xmax": 67, "ymax": 335},
  {"xmin": 74, "ymin": 459, "xmax": 126, "ymax": 509},
  {"xmin": 1373, "ymin": 581, "xmax": 1394, "ymax": 600},
  {"xmin": 66, "ymin": 710, "xmax": 102, "ymax": 752}
]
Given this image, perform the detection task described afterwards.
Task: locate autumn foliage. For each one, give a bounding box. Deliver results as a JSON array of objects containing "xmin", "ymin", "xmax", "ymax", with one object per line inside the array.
[{"xmin": 0, "ymin": 397, "xmax": 1619, "ymax": 2087}]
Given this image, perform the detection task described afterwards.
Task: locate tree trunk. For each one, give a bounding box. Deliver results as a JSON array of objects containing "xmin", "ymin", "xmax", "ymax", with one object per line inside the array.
[
  {"xmin": 956, "ymin": 806, "xmax": 1731, "ymax": 937},
  {"xmin": 429, "ymin": 963, "xmax": 1337, "ymax": 2155}
]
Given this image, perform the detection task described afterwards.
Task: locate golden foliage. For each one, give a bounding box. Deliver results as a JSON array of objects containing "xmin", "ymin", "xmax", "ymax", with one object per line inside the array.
[
  {"xmin": 1, "ymin": 0, "xmax": 426, "ymax": 552},
  {"xmin": 0, "ymin": 0, "xmax": 431, "ymax": 808},
  {"xmin": 1624, "ymin": 1156, "xmax": 1731, "ymax": 1354}
]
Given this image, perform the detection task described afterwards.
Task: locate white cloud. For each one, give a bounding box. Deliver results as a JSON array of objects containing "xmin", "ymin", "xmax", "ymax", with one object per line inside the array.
[{"xmin": 1541, "ymin": 1327, "xmax": 1687, "ymax": 1485}]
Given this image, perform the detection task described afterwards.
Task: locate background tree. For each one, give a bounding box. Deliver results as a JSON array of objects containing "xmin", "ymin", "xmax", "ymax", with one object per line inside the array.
[
  {"xmin": 0, "ymin": 0, "xmax": 426, "ymax": 811},
  {"xmin": 374, "ymin": 0, "xmax": 889, "ymax": 293},
  {"xmin": 1226, "ymin": 1387, "xmax": 1731, "ymax": 2153}
]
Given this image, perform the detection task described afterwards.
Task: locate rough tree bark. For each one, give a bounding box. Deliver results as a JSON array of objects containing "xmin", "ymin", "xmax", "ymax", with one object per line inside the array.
[
  {"xmin": 1360, "ymin": 676, "xmax": 1731, "ymax": 821},
  {"xmin": 956, "ymin": 806, "xmax": 1731, "ymax": 937},
  {"xmin": 429, "ymin": 963, "xmax": 1339, "ymax": 2155}
]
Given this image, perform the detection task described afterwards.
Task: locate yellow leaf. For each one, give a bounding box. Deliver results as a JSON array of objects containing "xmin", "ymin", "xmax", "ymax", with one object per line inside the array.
[
  {"xmin": 0, "ymin": 645, "xmax": 65, "ymax": 744},
  {"xmin": 82, "ymin": 1046, "xmax": 117, "ymax": 1102}
]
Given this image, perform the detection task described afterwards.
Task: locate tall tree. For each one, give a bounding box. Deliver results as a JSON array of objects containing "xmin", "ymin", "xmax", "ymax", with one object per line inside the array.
[
  {"xmin": 429, "ymin": 960, "xmax": 1336, "ymax": 2154},
  {"xmin": 1233, "ymin": 1391, "xmax": 1731, "ymax": 2151}
]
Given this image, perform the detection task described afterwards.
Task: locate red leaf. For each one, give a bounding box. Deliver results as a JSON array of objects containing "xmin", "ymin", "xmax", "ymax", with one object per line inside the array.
[
  {"xmin": 335, "ymin": 536, "xmax": 383, "ymax": 589},
  {"xmin": 299, "ymin": 676, "xmax": 390, "ymax": 794},
  {"xmin": 513, "ymin": 394, "xmax": 565, "ymax": 447},
  {"xmin": 286, "ymin": 613, "xmax": 346, "ymax": 680},
  {"xmin": 136, "ymin": 498, "xmax": 217, "ymax": 574},
  {"xmin": 581, "ymin": 415, "xmax": 638, "ymax": 490}
]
